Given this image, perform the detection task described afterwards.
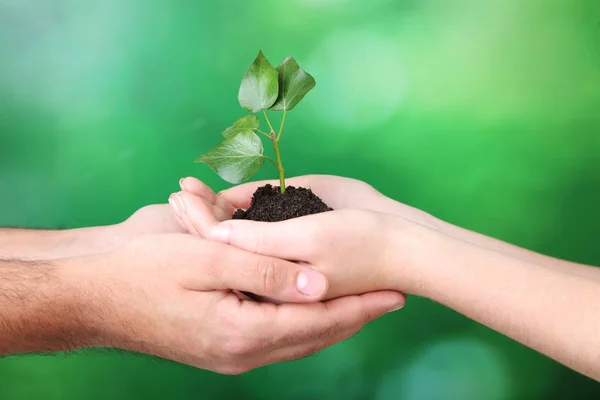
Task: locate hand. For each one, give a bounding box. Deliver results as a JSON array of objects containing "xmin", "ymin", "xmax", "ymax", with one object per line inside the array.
[
  {"xmin": 172, "ymin": 175, "xmax": 440, "ymax": 232},
  {"xmin": 114, "ymin": 203, "xmax": 186, "ymax": 237},
  {"xmin": 170, "ymin": 177, "xmax": 434, "ymax": 298},
  {"xmin": 81, "ymin": 204, "xmax": 188, "ymax": 256},
  {"xmin": 61, "ymin": 234, "xmax": 404, "ymax": 373}
]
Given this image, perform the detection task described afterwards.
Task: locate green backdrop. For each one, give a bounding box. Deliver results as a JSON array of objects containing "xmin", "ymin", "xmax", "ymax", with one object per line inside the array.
[{"xmin": 1, "ymin": 0, "xmax": 599, "ymax": 398}]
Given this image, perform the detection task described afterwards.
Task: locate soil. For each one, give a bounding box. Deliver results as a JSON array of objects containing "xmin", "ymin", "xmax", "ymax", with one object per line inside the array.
[{"xmin": 232, "ymin": 184, "xmax": 332, "ymax": 222}]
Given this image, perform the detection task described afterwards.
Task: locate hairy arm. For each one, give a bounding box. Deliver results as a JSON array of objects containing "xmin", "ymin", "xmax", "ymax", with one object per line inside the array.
[{"xmin": 0, "ymin": 258, "xmax": 94, "ymax": 356}]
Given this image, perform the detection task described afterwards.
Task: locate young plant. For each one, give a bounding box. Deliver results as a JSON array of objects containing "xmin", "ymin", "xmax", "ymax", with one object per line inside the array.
[{"xmin": 195, "ymin": 51, "xmax": 316, "ymax": 194}]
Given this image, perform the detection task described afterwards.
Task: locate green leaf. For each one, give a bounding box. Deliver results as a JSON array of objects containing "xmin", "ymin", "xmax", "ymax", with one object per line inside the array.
[
  {"xmin": 222, "ymin": 115, "xmax": 260, "ymax": 139},
  {"xmin": 195, "ymin": 131, "xmax": 265, "ymax": 184},
  {"xmin": 238, "ymin": 51, "xmax": 279, "ymax": 113},
  {"xmin": 270, "ymin": 56, "xmax": 316, "ymax": 111}
]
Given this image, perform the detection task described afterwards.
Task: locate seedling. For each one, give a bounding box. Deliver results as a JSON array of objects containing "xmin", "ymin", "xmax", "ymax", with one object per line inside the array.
[{"xmin": 195, "ymin": 51, "xmax": 316, "ymax": 194}]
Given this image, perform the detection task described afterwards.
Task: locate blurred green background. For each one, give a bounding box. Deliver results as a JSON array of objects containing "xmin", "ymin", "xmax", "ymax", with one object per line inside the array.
[{"xmin": 1, "ymin": 0, "xmax": 599, "ymax": 398}]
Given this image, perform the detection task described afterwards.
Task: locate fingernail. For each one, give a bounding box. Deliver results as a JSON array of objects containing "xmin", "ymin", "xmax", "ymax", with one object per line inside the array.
[
  {"xmin": 209, "ymin": 224, "xmax": 232, "ymax": 244},
  {"xmin": 388, "ymin": 302, "xmax": 405, "ymax": 313},
  {"xmin": 176, "ymin": 193, "xmax": 187, "ymax": 213},
  {"xmin": 296, "ymin": 271, "xmax": 327, "ymax": 297},
  {"xmin": 179, "ymin": 178, "xmax": 186, "ymax": 191},
  {"xmin": 169, "ymin": 194, "xmax": 181, "ymax": 218}
]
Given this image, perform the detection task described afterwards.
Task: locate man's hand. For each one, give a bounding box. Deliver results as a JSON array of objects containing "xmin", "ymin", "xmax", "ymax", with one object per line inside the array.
[{"xmin": 0, "ymin": 234, "xmax": 404, "ymax": 374}]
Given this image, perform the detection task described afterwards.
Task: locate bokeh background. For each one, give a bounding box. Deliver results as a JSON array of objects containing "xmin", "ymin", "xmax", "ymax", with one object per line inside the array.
[{"xmin": 1, "ymin": 0, "xmax": 599, "ymax": 398}]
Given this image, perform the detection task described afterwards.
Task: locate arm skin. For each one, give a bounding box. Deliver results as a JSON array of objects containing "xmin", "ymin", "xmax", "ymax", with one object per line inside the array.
[
  {"xmin": 0, "ymin": 205, "xmax": 184, "ymax": 354},
  {"xmin": 402, "ymin": 222, "xmax": 600, "ymax": 381},
  {"xmin": 398, "ymin": 205, "xmax": 600, "ymax": 283},
  {"xmin": 0, "ymin": 227, "xmax": 117, "ymax": 260},
  {"xmin": 0, "ymin": 204, "xmax": 185, "ymax": 260},
  {"xmin": 0, "ymin": 257, "xmax": 94, "ymax": 355},
  {"xmin": 356, "ymin": 192, "xmax": 600, "ymax": 283}
]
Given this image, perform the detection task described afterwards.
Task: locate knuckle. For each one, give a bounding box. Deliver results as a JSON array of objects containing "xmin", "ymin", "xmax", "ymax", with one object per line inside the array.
[{"xmin": 257, "ymin": 259, "xmax": 285, "ymax": 294}]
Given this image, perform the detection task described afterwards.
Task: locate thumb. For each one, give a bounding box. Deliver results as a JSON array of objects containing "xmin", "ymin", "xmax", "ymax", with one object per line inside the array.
[
  {"xmin": 187, "ymin": 245, "xmax": 329, "ymax": 302},
  {"xmin": 206, "ymin": 218, "xmax": 314, "ymax": 261}
]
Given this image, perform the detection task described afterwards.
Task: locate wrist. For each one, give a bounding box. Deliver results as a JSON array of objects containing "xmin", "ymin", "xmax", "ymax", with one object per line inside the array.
[
  {"xmin": 374, "ymin": 193, "xmax": 449, "ymax": 233},
  {"xmin": 59, "ymin": 224, "xmax": 126, "ymax": 258},
  {"xmin": 0, "ymin": 225, "xmax": 122, "ymax": 260},
  {"xmin": 383, "ymin": 215, "xmax": 448, "ymax": 297}
]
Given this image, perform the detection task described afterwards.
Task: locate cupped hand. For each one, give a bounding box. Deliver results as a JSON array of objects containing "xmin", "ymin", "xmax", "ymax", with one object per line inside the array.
[
  {"xmin": 170, "ymin": 177, "xmax": 433, "ymax": 298},
  {"xmin": 172, "ymin": 175, "xmax": 440, "ymax": 234},
  {"xmin": 68, "ymin": 234, "xmax": 404, "ymax": 374}
]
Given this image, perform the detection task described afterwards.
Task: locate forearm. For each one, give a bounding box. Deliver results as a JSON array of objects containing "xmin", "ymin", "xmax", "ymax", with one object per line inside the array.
[
  {"xmin": 410, "ymin": 229, "xmax": 600, "ymax": 380},
  {"xmin": 438, "ymin": 222, "xmax": 600, "ymax": 281},
  {"xmin": 0, "ymin": 257, "xmax": 96, "ymax": 356},
  {"xmin": 383, "ymin": 198, "xmax": 600, "ymax": 281},
  {"xmin": 0, "ymin": 226, "xmax": 119, "ymax": 260}
]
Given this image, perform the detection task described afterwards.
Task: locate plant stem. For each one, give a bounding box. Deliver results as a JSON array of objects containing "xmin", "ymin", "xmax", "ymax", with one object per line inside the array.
[
  {"xmin": 257, "ymin": 129, "xmax": 272, "ymax": 139},
  {"xmin": 277, "ymin": 109, "xmax": 287, "ymax": 141},
  {"xmin": 263, "ymin": 156, "xmax": 278, "ymax": 169},
  {"xmin": 263, "ymin": 110, "xmax": 275, "ymax": 134},
  {"xmin": 272, "ymin": 135, "xmax": 285, "ymax": 193},
  {"xmin": 263, "ymin": 110, "xmax": 286, "ymax": 193}
]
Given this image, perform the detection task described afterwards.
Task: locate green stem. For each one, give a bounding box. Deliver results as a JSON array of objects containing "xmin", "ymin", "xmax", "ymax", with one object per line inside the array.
[
  {"xmin": 272, "ymin": 136, "xmax": 285, "ymax": 193},
  {"xmin": 257, "ymin": 129, "xmax": 272, "ymax": 139},
  {"xmin": 263, "ymin": 110, "xmax": 275, "ymax": 134},
  {"xmin": 263, "ymin": 156, "xmax": 278, "ymax": 169},
  {"xmin": 277, "ymin": 109, "xmax": 287, "ymax": 141},
  {"xmin": 263, "ymin": 110, "xmax": 286, "ymax": 193}
]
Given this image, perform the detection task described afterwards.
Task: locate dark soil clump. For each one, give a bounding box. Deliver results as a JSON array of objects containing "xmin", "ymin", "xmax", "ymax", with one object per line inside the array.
[{"xmin": 232, "ymin": 184, "xmax": 332, "ymax": 222}]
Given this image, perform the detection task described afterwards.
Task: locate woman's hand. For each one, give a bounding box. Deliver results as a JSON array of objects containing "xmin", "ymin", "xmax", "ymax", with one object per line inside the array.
[
  {"xmin": 170, "ymin": 177, "xmax": 435, "ymax": 298},
  {"xmin": 171, "ymin": 175, "xmax": 440, "ymax": 235},
  {"xmin": 203, "ymin": 209, "xmax": 430, "ymax": 298}
]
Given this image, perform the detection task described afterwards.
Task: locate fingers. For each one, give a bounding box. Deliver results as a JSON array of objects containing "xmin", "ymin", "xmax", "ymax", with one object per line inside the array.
[
  {"xmin": 273, "ymin": 290, "xmax": 405, "ymax": 339},
  {"xmin": 244, "ymin": 290, "xmax": 406, "ymax": 365},
  {"xmin": 184, "ymin": 242, "xmax": 329, "ymax": 302},
  {"xmin": 179, "ymin": 177, "xmax": 217, "ymax": 204},
  {"xmin": 170, "ymin": 191, "xmax": 234, "ymax": 236},
  {"xmin": 207, "ymin": 217, "xmax": 320, "ymax": 261},
  {"xmin": 177, "ymin": 177, "xmax": 235, "ymax": 222}
]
